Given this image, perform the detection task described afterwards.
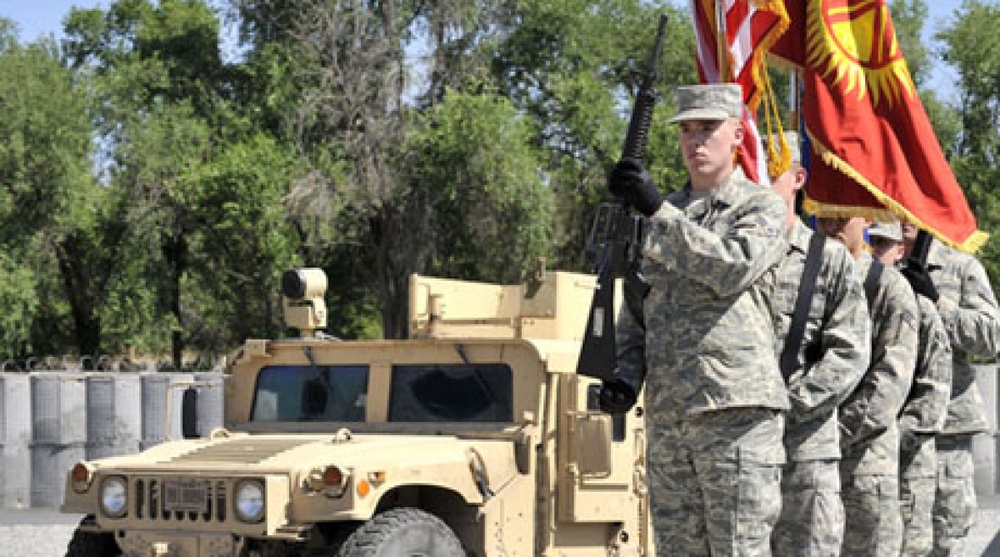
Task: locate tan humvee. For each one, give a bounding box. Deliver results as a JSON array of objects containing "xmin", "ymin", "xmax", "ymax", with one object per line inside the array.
[{"xmin": 61, "ymin": 265, "xmax": 653, "ymax": 556}]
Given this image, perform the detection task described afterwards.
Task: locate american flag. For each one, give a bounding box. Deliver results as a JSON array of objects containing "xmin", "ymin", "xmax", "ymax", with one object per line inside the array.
[{"xmin": 690, "ymin": 0, "xmax": 789, "ymax": 185}]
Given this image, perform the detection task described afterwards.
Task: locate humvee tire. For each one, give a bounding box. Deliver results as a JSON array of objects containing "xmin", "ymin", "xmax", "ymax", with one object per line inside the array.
[
  {"xmin": 65, "ymin": 517, "xmax": 120, "ymax": 557},
  {"xmin": 335, "ymin": 507, "xmax": 464, "ymax": 556}
]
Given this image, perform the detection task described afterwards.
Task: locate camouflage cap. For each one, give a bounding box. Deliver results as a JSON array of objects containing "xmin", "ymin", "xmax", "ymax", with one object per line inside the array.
[
  {"xmin": 768, "ymin": 131, "xmax": 802, "ymax": 165},
  {"xmin": 669, "ymin": 83, "xmax": 743, "ymax": 124},
  {"xmin": 868, "ymin": 220, "xmax": 903, "ymax": 242}
]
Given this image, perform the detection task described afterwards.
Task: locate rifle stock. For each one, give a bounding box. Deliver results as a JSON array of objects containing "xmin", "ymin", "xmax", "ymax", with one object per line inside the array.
[
  {"xmin": 576, "ymin": 14, "xmax": 667, "ymax": 380},
  {"xmin": 907, "ymin": 229, "xmax": 932, "ymax": 267}
]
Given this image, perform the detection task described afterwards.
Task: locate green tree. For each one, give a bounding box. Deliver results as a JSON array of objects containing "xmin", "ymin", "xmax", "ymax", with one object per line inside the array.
[
  {"xmin": 406, "ymin": 89, "xmax": 552, "ymax": 283},
  {"xmin": 63, "ymin": 0, "xmax": 303, "ymax": 364},
  {"xmin": 491, "ymin": 0, "xmax": 696, "ymax": 270},
  {"xmin": 0, "ymin": 28, "xmax": 97, "ymax": 357},
  {"xmin": 182, "ymin": 130, "xmax": 302, "ymax": 352},
  {"xmin": 246, "ymin": 0, "xmax": 557, "ymax": 338},
  {"xmin": 937, "ymin": 0, "xmax": 1000, "ymax": 282}
]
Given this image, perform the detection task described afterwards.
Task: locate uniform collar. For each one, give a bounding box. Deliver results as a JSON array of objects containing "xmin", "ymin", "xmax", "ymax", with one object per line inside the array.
[
  {"xmin": 679, "ymin": 168, "xmax": 746, "ymax": 210},
  {"xmin": 787, "ymin": 219, "xmax": 813, "ymax": 253}
]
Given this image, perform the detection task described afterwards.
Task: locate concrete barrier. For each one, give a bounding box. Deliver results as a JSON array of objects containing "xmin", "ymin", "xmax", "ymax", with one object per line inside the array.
[
  {"xmin": 0, "ymin": 374, "xmax": 31, "ymax": 509},
  {"xmin": 30, "ymin": 374, "xmax": 87, "ymax": 508},
  {"xmin": 0, "ymin": 370, "xmax": 223, "ymax": 509},
  {"xmin": 85, "ymin": 374, "xmax": 142, "ymax": 460},
  {"xmin": 139, "ymin": 372, "xmax": 195, "ymax": 450},
  {"xmin": 974, "ymin": 363, "xmax": 999, "ymax": 495},
  {"xmin": 194, "ymin": 372, "xmax": 225, "ymax": 436}
]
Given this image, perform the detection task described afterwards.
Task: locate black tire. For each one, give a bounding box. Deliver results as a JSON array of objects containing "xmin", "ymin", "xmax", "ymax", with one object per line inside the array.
[
  {"xmin": 335, "ymin": 507, "xmax": 465, "ymax": 556},
  {"xmin": 65, "ymin": 517, "xmax": 120, "ymax": 557}
]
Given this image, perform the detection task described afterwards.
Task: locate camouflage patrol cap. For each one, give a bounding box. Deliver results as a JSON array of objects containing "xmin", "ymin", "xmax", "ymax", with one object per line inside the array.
[
  {"xmin": 868, "ymin": 220, "xmax": 903, "ymax": 242},
  {"xmin": 768, "ymin": 131, "xmax": 802, "ymax": 165},
  {"xmin": 669, "ymin": 83, "xmax": 743, "ymax": 124}
]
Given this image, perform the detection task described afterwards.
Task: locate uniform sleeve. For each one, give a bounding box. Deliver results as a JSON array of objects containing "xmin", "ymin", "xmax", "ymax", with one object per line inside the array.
[
  {"xmin": 642, "ymin": 190, "xmax": 787, "ymax": 297},
  {"xmin": 840, "ymin": 270, "xmax": 919, "ymax": 448},
  {"xmin": 787, "ymin": 250, "xmax": 871, "ymax": 419},
  {"xmin": 614, "ymin": 294, "xmax": 647, "ymax": 392},
  {"xmin": 899, "ymin": 296, "xmax": 953, "ymax": 446},
  {"xmin": 937, "ymin": 256, "xmax": 1000, "ymax": 358}
]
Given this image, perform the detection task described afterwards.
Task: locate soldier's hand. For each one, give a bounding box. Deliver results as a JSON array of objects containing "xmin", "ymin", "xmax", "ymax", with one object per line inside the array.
[
  {"xmin": 901, "ymin": 261, "xmax": 939, "ymax": 302},
  {"xmin": 598, "ymin": 378, "xmax": 638, "ymax": 414},
  {"xmin": 608, "ymin": 158, "xmax": 663, "ymax": 217}
]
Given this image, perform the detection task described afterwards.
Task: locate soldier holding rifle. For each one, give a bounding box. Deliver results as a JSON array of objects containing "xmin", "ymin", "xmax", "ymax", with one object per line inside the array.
[{"xmin": 603, "ymin": 83, "xmax": 788, "ymax": 556}]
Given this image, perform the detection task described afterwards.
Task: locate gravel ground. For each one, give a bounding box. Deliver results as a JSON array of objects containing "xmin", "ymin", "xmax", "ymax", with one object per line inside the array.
[
  {"xmin": 2, "ymin": 499, "xmax": 1000, "ymax": 556},
  {"xmin": 0, "ymin": 509, "xmax": 81, "ymax": 557}
]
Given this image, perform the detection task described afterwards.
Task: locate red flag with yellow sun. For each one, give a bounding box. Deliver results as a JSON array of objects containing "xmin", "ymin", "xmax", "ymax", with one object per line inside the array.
[{"xmin": 770, "ymin": 0, "xmax": 986, "ymax": 252}]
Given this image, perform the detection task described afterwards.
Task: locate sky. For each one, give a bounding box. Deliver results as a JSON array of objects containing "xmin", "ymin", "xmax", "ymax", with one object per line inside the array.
[
  {"xmin": 0, "ymin": 0, "xmax": 966, "ymax": 97},
  {"xmin": 2, "ymin": 0, "xmax": 107, "ymax": 42}
]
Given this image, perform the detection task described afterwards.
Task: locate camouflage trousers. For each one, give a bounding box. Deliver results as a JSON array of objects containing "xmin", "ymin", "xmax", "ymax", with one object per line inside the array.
[
  {"xmin": 900, "ymin": 476, "xmax": 935, "ymax": 556},
  {"xmin": 840, "ymin": 472, "xmax": 902, "ymax": 556},
  {"xmin": 771, "ymin": 459, "xmax": 844, "ymax": 557},
  {"xmin": 932, "ymin": 435, "xmax": 977, "ymax": 556},
  {"xmin": 648, "ymin": 408, "xmax": 784, "ymax": 557}
]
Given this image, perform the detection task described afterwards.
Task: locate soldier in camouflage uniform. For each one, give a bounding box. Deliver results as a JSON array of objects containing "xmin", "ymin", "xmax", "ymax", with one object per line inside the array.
[
  {"xmin": 768, "ymin": 132, "xmax": 871, "ymax": 557},
  {"xmin": 869, "ymin": 221, "xmax": 952, "ymax": 556},
  {"xmin": 815, "ymin": 215, "xmax": 919, "ymax": 557},
  {"xmin": 601, "ymin": 83, "xmax": 788, "ymax": 556},
  {"xmin": 899, "ymin": 222, "xmax": 1000, "ymax": 556}
]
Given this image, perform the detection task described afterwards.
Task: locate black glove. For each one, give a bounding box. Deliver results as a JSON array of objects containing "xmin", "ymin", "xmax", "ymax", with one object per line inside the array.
[
  {"xmin": 598, "ymin": 378, "xmax": 638, "ymax": 414},
  {"xmin": 901, "ymin": 261, "xmax": 939, "ymax": 302},
  {"xmin": 608, "ymin": 158, "xmax": 663, "ymax": 217}
]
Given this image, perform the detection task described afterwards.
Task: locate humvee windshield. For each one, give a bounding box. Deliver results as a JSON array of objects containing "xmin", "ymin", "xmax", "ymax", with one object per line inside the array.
[
  {"xmin": 253, "ymin": 365, "xmax": 369, "ymax": 422},
  {"xmin": 389, "ymin": 364, "xmax": 512, "ymax": 422},
  {"xmin": 250, "ymin": 363, "xmax": 513, "ymax": 424}
]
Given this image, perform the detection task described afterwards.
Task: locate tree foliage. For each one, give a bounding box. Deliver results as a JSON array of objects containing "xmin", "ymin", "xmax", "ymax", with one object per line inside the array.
[
  {"xmin": 0, "ymin": 29, "xmax": 95, "ymax": 356},
  {"xmin": 0, "ymin": 0, "xmax": 998, "ymax": 363},
  {"xmin": 936, "ymin": 0, "xmax": 1000, "ymax": 284}
]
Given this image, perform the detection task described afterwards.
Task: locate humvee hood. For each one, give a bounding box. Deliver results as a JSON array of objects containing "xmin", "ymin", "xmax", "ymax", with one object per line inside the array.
[{"xmin": 104, "ymin": 433, "xmax": 520, "ymax": 489}]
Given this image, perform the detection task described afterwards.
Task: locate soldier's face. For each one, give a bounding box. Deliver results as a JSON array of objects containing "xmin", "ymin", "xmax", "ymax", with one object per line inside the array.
[
  {"xmin": 679, "ymin": 117, "xmax": 743, "ymax": 189},
  {"xmin": 872, "ymin": 240, "xmax": 905, "ymax": 266},
  {"xmin": 901, "ymin": 221, "xmax": 919, "ymax": 243}
]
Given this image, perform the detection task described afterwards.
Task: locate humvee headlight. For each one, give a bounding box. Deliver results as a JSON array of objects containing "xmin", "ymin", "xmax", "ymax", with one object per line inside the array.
[
  {"xmin": 304, "ymin": 465, "xmax": 350, "ymax": 497},
  {"xmin": 235, "ymin": 480, "xmax": 265, "ymax": 523},
  {"xmin": 100, "ymin": 476, "xmax": 127, "ymax": 518},
  {"xmin": 71, "ymin": 462, "xmax": 95, "ymax": 493}
]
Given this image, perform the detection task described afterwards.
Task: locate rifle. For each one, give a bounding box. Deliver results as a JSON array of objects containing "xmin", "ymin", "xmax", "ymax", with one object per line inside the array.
[
  {"xmin": 576, "ymin": 13, "xmax": 668, "ymax": 380},
  {"xmin": 907, "ymin": 229, "xmax": 932, "ymax": 267}
]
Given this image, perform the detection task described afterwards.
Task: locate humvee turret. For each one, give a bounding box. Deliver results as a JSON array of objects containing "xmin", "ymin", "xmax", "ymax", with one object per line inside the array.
[{"xmin": 61, "ymin": 265, "xmax": 653, "ymax": 556}]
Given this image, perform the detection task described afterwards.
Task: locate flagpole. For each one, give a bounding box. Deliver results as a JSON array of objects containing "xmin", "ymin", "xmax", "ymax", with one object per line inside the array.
[
  {"xmin": 789, "ymin": 70, "xmax": 800, "ymax": 132},
  {"xmin": 715, "ymin": 0, "xmax": 729, "ymax": 79}
]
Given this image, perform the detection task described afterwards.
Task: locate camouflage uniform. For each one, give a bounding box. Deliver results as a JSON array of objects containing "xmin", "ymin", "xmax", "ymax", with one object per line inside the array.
[
  {"xmin": 771, "ymin": 220, "xmax": 871, "ymax": 557},
  {"xmin": 923, "ymin": 240, "xmax": 1000, "ymax": 556},
  {"xmin": 839, "ymin": 253, "xmax": 919, "ymax": 557},
  {"xmin": 899, "ymin": 294, "xmax": 952, "ymax": 556},
  {"xmin": 616, "ymin": 170, "xmax": 788, "ymax": 556}
]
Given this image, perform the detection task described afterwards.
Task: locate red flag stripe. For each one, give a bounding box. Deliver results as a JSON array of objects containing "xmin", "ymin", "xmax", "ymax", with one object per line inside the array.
[{"xmin": 690, "ymin": 0, "xmax": 788, "ymax": 185}]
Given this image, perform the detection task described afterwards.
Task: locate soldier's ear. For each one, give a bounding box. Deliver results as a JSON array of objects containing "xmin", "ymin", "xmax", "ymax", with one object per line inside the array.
[{"xmin": 730, "ymin": 118, "xmax": 744, "ymax": 143}]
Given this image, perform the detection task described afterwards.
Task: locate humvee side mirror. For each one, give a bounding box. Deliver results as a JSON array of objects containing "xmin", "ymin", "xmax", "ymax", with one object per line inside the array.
[{"xmin": 572, "ymin": 412, "xmax": 613, "ymax": 476}]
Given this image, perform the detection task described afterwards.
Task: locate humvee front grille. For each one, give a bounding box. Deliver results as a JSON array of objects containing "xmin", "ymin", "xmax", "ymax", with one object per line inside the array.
[{"xmin": 133, "ymin": 477, "xmax": 230, "ymax": 524}]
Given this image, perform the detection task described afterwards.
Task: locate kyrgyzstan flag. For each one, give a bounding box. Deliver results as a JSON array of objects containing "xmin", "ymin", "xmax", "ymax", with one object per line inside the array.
[
  {"xmin": 690, "ymin": 0, "xmax": 790, "ymax": 185},
  {"xmin": 769, "ymin": 0, "xmax": 986, "ymax": 251}
]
